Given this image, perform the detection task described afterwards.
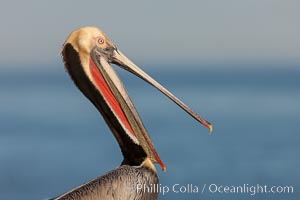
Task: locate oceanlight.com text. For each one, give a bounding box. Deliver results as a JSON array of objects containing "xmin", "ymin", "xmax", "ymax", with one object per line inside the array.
[
  {"xmin": 207, "ymin": 183, "xmax": 293, "ymax": 195},
  {"xmin": 135, "ymin": 183, "xmax": 294, "ymax": 196}
]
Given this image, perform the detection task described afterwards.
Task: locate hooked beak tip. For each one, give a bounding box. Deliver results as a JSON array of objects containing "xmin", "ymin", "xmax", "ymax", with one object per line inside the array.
[
  {"xmin": 209, "ymin": 124, "xmax": 213, "ymax": 134},
  {"xmin": 158, "ymin": 160, "xmax": 167, "ymax": 172},
  {"xmin": 203, "ymin": 121, "xmax": 213, "ymax": 134}
]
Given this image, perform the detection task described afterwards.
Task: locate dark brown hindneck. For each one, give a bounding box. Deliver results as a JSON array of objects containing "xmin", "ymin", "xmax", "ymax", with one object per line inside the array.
[{"xmin": 62, "ymin": 43, "xmax": 147, "ymax": 167}]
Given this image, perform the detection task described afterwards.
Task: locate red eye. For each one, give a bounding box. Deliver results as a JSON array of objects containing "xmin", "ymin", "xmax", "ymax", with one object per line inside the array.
[{"xmin": 98, "ymin": 38, "xmax": 104, "ymax": 44}]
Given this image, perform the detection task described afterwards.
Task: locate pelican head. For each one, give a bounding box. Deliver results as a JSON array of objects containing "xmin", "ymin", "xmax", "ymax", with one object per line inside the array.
[{"xmin": 62, "ymin": 26, "xmax": 212, "ymax": 172}]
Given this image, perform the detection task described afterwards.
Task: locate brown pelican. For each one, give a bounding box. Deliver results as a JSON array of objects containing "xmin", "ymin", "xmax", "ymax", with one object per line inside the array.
[{"xmin": 52, "ymin": 27, "xmax": 212, "ymax": 200}]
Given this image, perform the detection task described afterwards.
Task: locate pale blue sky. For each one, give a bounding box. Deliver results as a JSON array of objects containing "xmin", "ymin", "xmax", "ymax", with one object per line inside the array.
[{"xmin": 1, "ymin": 0, "xmax": 299, "ymax": 68}]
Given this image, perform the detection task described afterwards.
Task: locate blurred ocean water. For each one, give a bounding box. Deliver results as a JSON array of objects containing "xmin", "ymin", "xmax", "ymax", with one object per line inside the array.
[{"xmin": 0, "ymin": 64, "xmax": 299, "ymax": 199}]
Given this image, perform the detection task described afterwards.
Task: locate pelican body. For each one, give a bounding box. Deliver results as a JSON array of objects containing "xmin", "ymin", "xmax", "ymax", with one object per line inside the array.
[
  {"xmin": 51, "ymin": 165, "xmax": 158, "ymax": 200},
  {"xmin": 51, "ymin": 27, "xmax": 212, "ymax": 200}
]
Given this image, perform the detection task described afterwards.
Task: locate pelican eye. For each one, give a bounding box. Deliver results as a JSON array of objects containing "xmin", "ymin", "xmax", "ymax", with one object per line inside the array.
[{"xmin": 98, "ymin": 38, "xmax": 104, "ymax": 44}]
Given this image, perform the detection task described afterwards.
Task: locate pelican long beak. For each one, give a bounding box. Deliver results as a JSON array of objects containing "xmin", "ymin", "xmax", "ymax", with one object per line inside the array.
[
  {"xmin": 111, "ymin": 49, "xmax": 213, "ymax": 133},
  {"xmin": 89, "ymin": 46, "xmax": 212, "ymax": 171}
]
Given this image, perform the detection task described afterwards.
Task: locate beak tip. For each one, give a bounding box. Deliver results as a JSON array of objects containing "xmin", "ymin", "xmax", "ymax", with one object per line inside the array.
[
  {"xmin": 157, "ymin": 159, "xmax": 167, "ymax": 172},
  {"xmin": 161, "ymin": 163, "xmax": 167, "ymax": 172},
  {"xmin": 203, "ymin": 120, "xmax": 213, "ymax": 134},
  {"xmin": 208, "ymin": 124, "xmax": 213, "ymax": 134}
]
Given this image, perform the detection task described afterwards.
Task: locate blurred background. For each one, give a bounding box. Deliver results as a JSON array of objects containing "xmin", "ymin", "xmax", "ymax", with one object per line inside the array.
[{"xmin": 0, "ymin": 1, "xmax": 299, "ymax": 199}]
